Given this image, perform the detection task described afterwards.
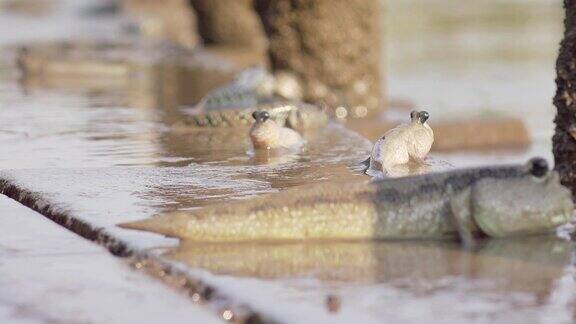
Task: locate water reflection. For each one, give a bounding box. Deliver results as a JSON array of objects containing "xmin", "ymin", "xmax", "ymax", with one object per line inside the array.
[
  {"xmin": 16, "ymin": 41, "xmax": 243, "ymax": 111},
  {"xmin": 1, "ymin": 41, "xmax": 372, "ymax": 173},
  {"xmin": 248, "ymin": 149, "xmax": 301, "ymax": 166},
  {"xmin": 166, "ymin": 237, "xmax": 573, "ymax": 300},
  {"xmin": 364, "ymin": 157, "xmax": 455, "ymax": 178}
]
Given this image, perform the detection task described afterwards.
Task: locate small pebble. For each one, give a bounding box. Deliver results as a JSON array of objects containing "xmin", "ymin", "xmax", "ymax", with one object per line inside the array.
[
  {"xmin": 191, "ymin": 292, "xmax": 201, "ymax": 303},
  {"xmin": 326, "ymin": 294, "xmax": 341, "ymax": 313},
  {"xmin": 221, "ymin": 309, "xmax": 234, "ymax": 321}
]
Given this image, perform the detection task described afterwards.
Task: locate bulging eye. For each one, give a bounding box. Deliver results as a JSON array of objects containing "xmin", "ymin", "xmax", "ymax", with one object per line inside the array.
[
  {"xmin": 419, "ymin": 111, "xmax": 430, "ymax": 122},
  {"xmin": 529, "ymin": 157, "xmax": 549, "ymax": 178},
  {"xmin": 410, "ymin": 111, "xmax": 417, "ymax": 119},
  {"xmin": 252, "ymin": 111, "xmax": 259, "ymax": 120},
  {"xmin": 261, "ymin": 111, "xmax": 270, "ymax": 121}
]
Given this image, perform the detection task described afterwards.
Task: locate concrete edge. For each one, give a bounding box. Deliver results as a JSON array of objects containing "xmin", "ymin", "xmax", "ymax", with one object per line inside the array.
[{"xmin": 0, "ymin": 177, "xmax": 272, "ymax": 324}]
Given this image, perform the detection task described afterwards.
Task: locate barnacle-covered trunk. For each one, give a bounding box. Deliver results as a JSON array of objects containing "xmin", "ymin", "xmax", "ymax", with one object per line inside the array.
[
  {"xmin": 554, "ymin": 0, "xmax": 576, "ymax": 200},
  {"xmin": 256, "ymin": 0, "xmax": 384, "ymax": 119}
]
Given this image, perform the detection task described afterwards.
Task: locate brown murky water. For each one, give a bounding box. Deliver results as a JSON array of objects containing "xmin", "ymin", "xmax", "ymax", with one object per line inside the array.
[{"xmin": 0, "ymin": 0, "xmax": 574, "ymax": 323}]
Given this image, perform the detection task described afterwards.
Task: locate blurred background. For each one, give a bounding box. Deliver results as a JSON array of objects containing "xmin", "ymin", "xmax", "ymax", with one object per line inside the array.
[
  {"xmin": 0, "ymin": 0, "xmax": 563, "ymax": 166},
  {"xmin": 385, "ymin": 0, "xmax": 562, "ymax": 164}
]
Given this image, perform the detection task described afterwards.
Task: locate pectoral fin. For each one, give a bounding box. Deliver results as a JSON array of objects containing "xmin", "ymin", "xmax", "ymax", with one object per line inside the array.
[
  {"xmin": 448, "ymin": 186, "xmax": 477, "ymax": 249},
  {"xmin": 360, "ymin": 156, "xmax": 371, "ymax": 173}
]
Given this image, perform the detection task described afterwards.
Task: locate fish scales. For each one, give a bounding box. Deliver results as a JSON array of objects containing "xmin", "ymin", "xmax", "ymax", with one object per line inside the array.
[{"xmin": 179, "ymin": 102, "xmax": 327, "ymax": 129}]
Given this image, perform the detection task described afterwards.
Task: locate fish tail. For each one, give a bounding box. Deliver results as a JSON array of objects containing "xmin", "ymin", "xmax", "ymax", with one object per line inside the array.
[{"xmin": 118, "ymin": 214, "xmax": 182, "ymax": 237}]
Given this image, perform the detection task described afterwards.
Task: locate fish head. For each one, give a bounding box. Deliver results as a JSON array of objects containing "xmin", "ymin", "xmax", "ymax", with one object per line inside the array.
[
  {"xmin": 410, "ymin": 110, "xmax": 430, "ymax": 124},
  {"xmin": 472, "ymin": 157, "xmax": 574, "ymax": 237},
  {"xmin": 250, "ymin": 110, "xmax": 281, "ymax": 148}
]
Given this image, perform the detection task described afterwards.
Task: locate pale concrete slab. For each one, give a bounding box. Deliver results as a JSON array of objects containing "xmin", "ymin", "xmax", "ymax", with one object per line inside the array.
[{"xmin": 0, "ymin": 196, "xmax": 220, "ymax": 324}]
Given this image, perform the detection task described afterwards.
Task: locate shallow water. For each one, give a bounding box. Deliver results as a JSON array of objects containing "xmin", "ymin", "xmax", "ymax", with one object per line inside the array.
[{"xmin": 0, "ymin": 0, "xmax": 574, "ymax": 323}]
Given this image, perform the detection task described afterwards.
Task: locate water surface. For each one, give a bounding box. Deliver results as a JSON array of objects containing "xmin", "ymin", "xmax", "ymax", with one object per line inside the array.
[{"xmin": 0, "ymin": 0, "xmax": 573, "ymax": 323}]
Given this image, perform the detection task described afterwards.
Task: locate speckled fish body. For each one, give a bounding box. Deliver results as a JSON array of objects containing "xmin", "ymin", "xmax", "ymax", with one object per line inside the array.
[
  {"xmin": 194, "ymin": 67, "xmax": 275, "ymax": 111},
  {"xmin": 178, "ymin": 101, "xmax": 328, "ymax": 129},
  {"xmin": 120, "ymin": 160, "xmax": 574, "ymax": 242}
]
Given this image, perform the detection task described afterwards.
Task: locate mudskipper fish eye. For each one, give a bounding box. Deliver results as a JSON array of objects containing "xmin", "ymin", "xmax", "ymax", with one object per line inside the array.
[
  {"xmin": 261, "ymin": 111, "xmax": 270, "ymax": 121},
  {"xmin": 529, "ymin": 157, "xmax": 549, "ymax": 178},
  {"xmin": 410, "ymin": 110, "xmax": 418, "ymax": 119},
  {"xmin": 419, "ymin": 111, "xmax": 430, "ymax": 123},
  {"xmin": 252, "ymin": 111, "xmax": 259, "ymax": 120}
]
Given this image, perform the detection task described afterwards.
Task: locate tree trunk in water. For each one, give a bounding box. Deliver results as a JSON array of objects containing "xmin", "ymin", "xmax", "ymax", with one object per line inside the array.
[
  {"xmin": 256, "ymin": 0, "xmax": 384, "ymax": 119},
  {"xmin": 121, "ymin": 0, "xmax": 199, "ymax": 49},
  {"xmin": 190, "ymin": 0, "xmax": 268, "ymax": 60},
  {"xmin": 554, "ymin": 0, "xmax": 576, "ymax": 200}
]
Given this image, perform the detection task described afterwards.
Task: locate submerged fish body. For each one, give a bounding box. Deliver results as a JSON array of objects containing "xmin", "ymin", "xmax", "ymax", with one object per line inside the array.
[
  {"xmin": 194, "ymin": 67, "xmax": 303, "ymax": 112},
  {"xmin": 194, "ymin": 67, "xmax": 275, "ymax": 111},
  {"xmin": 178, "ymin": 102, "xmax": 328, "ymax": 130},
  {"xmin": 120, "ymin": 158, "xmax": 574, "ymax": 242},
  {"xmin": 178, "ymin": 67, "xmax": 327, "ymax": 130}
]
